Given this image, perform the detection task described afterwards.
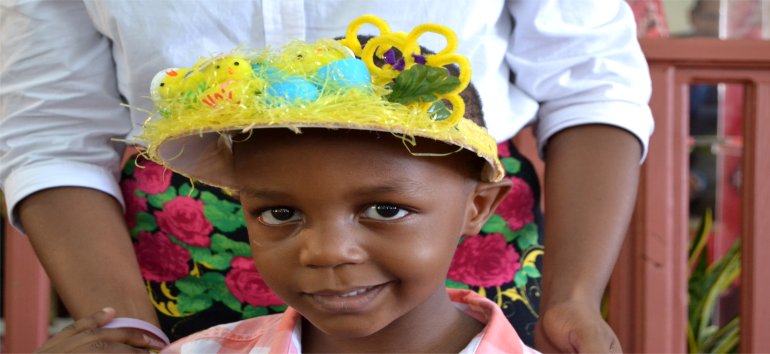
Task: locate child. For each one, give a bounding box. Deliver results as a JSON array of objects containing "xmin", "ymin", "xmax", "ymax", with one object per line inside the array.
[{"xmin": 39, "ymin": 15, "xmax": 537, "ymax": 353}]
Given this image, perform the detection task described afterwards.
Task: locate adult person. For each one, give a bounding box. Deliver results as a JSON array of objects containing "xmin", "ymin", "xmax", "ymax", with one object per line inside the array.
[{"xmin": 0, "ymin": 1, "xmax": 652, "ymax": 352}]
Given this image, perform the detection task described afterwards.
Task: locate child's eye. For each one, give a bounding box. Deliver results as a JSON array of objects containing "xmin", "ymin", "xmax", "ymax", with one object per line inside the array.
[
  {"xmin": 258, "ymin": 207, "xmax": 303, "ymax": 225},
  {"xmin": 362, "ymin": 204, "xmax": 409, "ymax": 221}
]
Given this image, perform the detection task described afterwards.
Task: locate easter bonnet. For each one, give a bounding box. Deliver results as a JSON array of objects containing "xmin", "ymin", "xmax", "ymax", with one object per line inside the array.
[{"xmin": 139, "ymin": 15, "xmax": 505, "ymax": 188}]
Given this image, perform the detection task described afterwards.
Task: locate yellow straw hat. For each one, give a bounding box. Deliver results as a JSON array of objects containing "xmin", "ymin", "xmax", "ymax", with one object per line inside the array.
[{"xmin": 138, "ymin": 15, "xmax": 504, "ymax": 188}]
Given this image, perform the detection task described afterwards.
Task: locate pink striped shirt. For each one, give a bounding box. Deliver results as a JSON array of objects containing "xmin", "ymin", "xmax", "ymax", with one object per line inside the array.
[{"xmin": 162, "ymin": 289, "xmax": 538, "ymax": 353}]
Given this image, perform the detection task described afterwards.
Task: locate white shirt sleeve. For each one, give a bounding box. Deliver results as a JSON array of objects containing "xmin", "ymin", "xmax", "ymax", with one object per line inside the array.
[
  {"xmin": 506, "ymin": 0, "xmax": 655, "ymax": 161},
  {"xmin": 0, "ymin": 0, "xmax": 131, "ymax": 232}
]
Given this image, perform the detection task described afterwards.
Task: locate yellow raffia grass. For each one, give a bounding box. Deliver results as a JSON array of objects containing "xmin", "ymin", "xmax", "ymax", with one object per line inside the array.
[{"xmin": 137, "ymin": 15, "xmax": 504, "ymax": 185}]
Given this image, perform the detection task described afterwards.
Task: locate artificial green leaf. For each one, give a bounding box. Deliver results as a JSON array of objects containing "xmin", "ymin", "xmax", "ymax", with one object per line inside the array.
[
  {"xmin": 481, "ymin": 214, "xmax": 508, "ymax": 234},
  {"xmin": 200, "ymin": 191, "xmax": 246, "ymax": 232},
  {"xmin": 500, "ymin": 157, "xmax": 521, "ymax": 175},
  {"xmin": 211, "ymin": 234, "xmax": 252, "ymax": 257},
  {"xmin": 147, "ymin": 185, "xmax": 177, "ymax": 209},
  {"xmin": 130, "ymin": 212, "xmax": 157, "ymax": 238},
  {"xmin": 427, "ymin": 100, "xmax": 452, "ymax": 121},
  {"xmin": 385, "ymin": 65, "xmax": 460, "ymax": 105},
  {"xmin": 269, "ymin": 305, "xmax": 288, "ymax": 312}
]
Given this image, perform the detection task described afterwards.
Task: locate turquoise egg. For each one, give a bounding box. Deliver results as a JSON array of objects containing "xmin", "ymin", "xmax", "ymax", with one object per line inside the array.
[
  {"xmin": 265, "ymin": 77, "xmax": 320, "ymax": 105},
  {"xmin": 314, "ymin": 58, "xmax": 371, "ymax": 91},
  {"xmin": 251, "ymin": 64, "xmax": 283, "ymax": 81}
]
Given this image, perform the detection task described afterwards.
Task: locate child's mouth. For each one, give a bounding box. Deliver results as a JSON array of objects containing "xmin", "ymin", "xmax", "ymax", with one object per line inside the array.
[{"xmin": 306, "ymin": 282, "xmax": 389, "ymax": 313}]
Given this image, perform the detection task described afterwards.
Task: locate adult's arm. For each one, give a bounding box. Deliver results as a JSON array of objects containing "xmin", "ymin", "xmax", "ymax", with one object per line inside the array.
[
  {"xmin": 505, "ymin": 0, "xmax": 654, "ymax": 352},
  {"xmin": 538, "ymin": 125, "xmax": 640, "ymax": 353},
  {"xmin": 0, "ymin": 0, "xmax": 159, "ymax": 332}
]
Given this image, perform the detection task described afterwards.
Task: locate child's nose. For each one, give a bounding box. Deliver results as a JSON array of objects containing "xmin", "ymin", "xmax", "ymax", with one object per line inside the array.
[{"xmin": 298, "ymin": 221, "xmax": 367, "ymax": 268}]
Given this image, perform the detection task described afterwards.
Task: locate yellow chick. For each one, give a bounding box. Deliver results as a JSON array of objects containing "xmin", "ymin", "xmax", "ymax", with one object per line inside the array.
[
  {"xmin": 209, "ymin": 55, "xmax": 254, "ymax": 85},
  {"xmin": 150, "ymin": 68, "xmax": 191, "ymax": 100}
]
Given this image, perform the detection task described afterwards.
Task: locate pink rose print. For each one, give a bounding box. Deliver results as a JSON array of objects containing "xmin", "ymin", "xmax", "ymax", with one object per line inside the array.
[
  {"xmin": 133, "ymin": 159, "xmax": 172, "ymax": 194},
  {"xmin": 497, "ymin": 142, "xmax": 511, "ymax": 158},
  {"xmin": 155, "ymin": 196, "xmax": 213, "ymax": 247},
  {"xmin": 120, "ymin": 179, "xmax": 147, "ymax": 229},
  {"xmin": 134, "ymin": 231, "xmax": 191, "ymax": 282},
  {"xmin": 448, "ymin": 233, "xmax": 521, "ymax": 287},
  {"xmin": 495, "ymin": 176, "xmax": 535, "ymax": 231},
  {"xmin": 226, "ymin": 256, "xmax": 284, "ymax": 307}
]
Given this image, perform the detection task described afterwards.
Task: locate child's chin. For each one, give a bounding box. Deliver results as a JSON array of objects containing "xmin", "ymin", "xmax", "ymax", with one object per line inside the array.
[{"xmin": 307, "ymin": 317, "xmax": 387, "ymax": 339}]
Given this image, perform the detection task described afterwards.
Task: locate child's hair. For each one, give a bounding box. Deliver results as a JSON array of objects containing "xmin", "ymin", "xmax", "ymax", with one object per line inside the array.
[{"xmin": 137, "ymin": 15, "xmax": 503, "ymax": 188}]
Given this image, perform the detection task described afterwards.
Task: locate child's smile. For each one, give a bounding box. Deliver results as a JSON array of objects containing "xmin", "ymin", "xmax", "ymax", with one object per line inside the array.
[{"xmin": 303, "ymin": 281, "xmax": 390, "ymax": 313}]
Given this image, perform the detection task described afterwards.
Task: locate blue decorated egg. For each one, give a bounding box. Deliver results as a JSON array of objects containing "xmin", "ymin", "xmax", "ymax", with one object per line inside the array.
[
  {"xmin": 314, "ymin": 58, "xmax": 371, "ymax": 92},
  {"xmin": 265, "ymin": 77, "xmax": 320, "ymax": 105}
]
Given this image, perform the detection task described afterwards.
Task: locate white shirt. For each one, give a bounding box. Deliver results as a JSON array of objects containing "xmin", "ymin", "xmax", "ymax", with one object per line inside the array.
[{"xmin": 0, "ymin": 0, "xmax": 654, "ymax": 231}]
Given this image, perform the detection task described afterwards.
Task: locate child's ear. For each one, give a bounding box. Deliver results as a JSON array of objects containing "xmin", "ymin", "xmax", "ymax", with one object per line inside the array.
[{"xmin": 463, "ymin": 179, "xmax": 512, "ymax": 235}]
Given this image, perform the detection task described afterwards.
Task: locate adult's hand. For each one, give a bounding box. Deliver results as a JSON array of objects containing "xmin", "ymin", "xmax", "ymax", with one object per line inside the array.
[
  {"xmin": 36, "ymin": 308, "xmax": 166, "ymax": 353},
  {"xmin": 535, "ymin": 300, "xmax": 621, "ymax": 353}
]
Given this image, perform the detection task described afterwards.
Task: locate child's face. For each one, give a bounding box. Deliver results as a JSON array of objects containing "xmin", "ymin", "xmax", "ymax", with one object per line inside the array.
[{"xmin": 233, "ymin": 129, "xmax": 503, "ymax": 340}]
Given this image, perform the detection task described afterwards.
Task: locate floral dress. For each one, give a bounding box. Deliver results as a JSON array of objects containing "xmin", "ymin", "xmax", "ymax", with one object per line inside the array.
[{"xmin": 121, "ymin": 140, "xmax": 544, "ymax": 344}]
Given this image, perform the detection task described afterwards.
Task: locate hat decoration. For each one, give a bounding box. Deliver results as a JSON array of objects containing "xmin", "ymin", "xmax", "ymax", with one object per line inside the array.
[{"xmin": 138, "ymin": 15, "xmax": 504, "ymax": 188}]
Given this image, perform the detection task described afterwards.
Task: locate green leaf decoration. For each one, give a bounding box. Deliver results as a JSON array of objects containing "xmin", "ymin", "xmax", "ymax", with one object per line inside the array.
[
  {"xmin": 243, "ymin": 305, "xmax": 269, "ymax": 319},
  {"xmin": 176, "ymin": 293, "xmax": 213, "ymax": 314},
  {"xmin": 481, "ymin": 214, "xmax": 508, "ymax": 234},
  {"xmin": 269, "ymin": 305, "xmax": 288, "ymax": 312},
  {"xmin": 187, "ymin": 246, "xmax": 234, "ymax": 270},
  {"xmin": 130, "ymin": 212, "xmax": 158, "ymax": 238},
  {"xmin": 385, "ymin": 65, "xmax": 460, "ymax": 105},
  {"xmin": 521, "ymin": 265, "xmax": 541, "ymax": 278},
  {"xmin": 147, "ymin": 185, "xmax": 178, "ymax": 209},
  {"xmin": 200, "ymin": 191, "xmax": 246, "ymax": 232},
  {"xmin": 211, "ymin": 234, "xmax": 252, "ymax": 257},
  {"xmin": 427, "ymin": 100, "xmax": 452, "ymax": 121},
  {"xmin": 500, "ymin": 157, "xmax": 521, "ymax": 175},
  {"xmin": 178, "ymin": 183, "xmax": 200, "ymax": 198},
  {"xmin": 513, "ymin": 271, "xmax": 528, "ymax": 288},
  {"xmin": 445, "ymin": 278, "xmax": 470, "ymax": 290}
]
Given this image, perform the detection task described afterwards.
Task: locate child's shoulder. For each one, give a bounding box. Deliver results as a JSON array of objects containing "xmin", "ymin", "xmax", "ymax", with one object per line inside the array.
[{"xmin": 161, "ymin": 312, "xmax": 296, "ymax": 353}]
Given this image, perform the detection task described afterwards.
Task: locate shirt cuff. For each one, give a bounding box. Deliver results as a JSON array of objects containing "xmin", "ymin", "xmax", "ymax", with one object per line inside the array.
[
  {"xmin": 3, "ymin": 161, "xmax": 125, "ymax": 233},
  {"xmin": 536, "ymin": 101, "xmax": 655, "ymax": 163}
]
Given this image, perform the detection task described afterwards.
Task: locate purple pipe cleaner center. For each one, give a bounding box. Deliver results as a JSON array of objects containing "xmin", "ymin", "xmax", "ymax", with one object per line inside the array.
[
  {"xmin": 383, "ymin": 48, "xmax": 405, "ymax": 71},
  {"xmin": 384, "ymin": 48, "xmax": 397, "ymax": 65}
]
